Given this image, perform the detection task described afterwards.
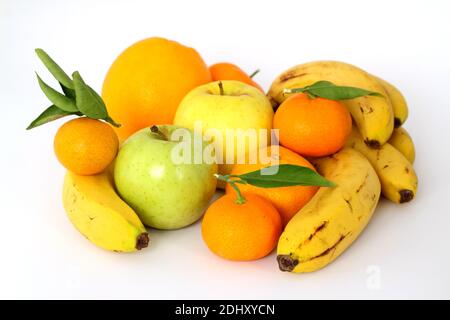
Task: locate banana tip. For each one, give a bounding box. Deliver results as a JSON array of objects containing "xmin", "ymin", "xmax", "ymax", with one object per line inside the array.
[
  {"xmin": 136, "ymin": 233, "xmax": 149, "ymax": 250},
  {"xmin": 364, "ymin": 139, "xmax": 381, "ymax": 149},
  {"xmin": 277, "ymin": 255, "xmax": 299, "ymax": 272},
  {"xmin": 399, "ymin": 189, "xmax": 414, "ymax": 203}
]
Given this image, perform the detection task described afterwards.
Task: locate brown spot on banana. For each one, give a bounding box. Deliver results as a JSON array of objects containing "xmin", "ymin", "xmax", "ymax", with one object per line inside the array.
[
  {"xmin": 307, "ymin": 221, "xmax": 328, "ymax": 242},
  {"xmin": 279, "ymin": 72, "xmax": 307, "ymax": 83},
  {"xmin": 356, "ymin": 173, "xmax": 369, "ymax": 193},
  {"xmin": 303, "ymin": 233, "xmax": 349, "ymax": 263},
  {"xmin": 344, "ymin": 198, "xmax": 353, "ymax": 213}
]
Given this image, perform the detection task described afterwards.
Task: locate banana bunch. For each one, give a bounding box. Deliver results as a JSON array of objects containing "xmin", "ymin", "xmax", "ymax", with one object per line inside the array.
[
  {"xmin": 268, "ymin": 61, "xmax": 394, "ymax": 147},
  {"xmin": 388, "ymin": 127, "xmax": 415, "ymax": 164},
  {"xmin": 268, "ymin": 60, "xmax": 418, "ymax": 204},
  {"xmin": 277, "ymin": 148, "xmax": 381, "ymax": 273},
  {"xmin": 273, "ymin": 61, "xmax": 419, "ymax": 272},
  {"xmin": 345, "ymin": 126, "xmax": 418, "ymax": 203},
  {"xmin": 62, "ymin": 169, "xmax": 149, "ymax": 252}
]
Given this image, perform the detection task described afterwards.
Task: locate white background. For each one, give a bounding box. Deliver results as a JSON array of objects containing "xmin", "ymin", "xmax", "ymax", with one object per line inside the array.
[{"xmin": 1, "ymin": 0, "xmax": 450, "ymax": 299}]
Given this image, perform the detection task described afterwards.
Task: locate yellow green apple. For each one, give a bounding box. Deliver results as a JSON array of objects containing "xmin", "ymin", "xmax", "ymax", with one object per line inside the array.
[{"xmin": 174, "ymin": 80, "xmax": 274, "ymax": 187}]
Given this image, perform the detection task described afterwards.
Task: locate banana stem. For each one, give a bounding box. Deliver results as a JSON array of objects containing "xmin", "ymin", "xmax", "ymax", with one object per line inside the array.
[{"xmin": 214, "ymin": 174, "xmax": 246, "ymax": 204}]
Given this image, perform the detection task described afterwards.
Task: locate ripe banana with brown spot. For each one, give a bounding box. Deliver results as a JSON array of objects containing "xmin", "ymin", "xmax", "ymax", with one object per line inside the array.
[
  {"xmin": 277, "ymin": 148, "xmax": 381, "ymax": 273},
  {"xmin": 268, "ymin": 61, "xmax": 394, "ymax": 148},
  {"xmin": 345, "ymin": 126, "xmax": 418, "ymax": 203},
  {"xmin": 388, "ymin": 127, "xmax": 416, "ymax": 164},
  {"xmin": 372, "ymin": 76, "xmax": 408, "ymax": 127},
  {"xmin": 63, "ymin": 169, "xmax": 149, "ymax": 252}
]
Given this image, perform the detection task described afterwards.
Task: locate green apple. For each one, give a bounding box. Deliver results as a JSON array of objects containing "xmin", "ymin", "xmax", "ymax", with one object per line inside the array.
[
  {"xmin": 173, "ymin": 80, "xmax": 274, "ymax": 186},
  {"xmin": 114, "ymin": 125, "xmax": 218, "ymax": 230}
]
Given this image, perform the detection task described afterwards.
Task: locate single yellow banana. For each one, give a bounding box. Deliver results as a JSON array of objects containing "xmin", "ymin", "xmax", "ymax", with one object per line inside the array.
[
  {"xmin": 63, "ymin": 170, "xmax": 149, "ymax": 252},
  {"xmin": 346, "ymin": 126, "xmax": 418, "ymax": 203},
  {"xmin": 372, "ymin": 75, "xmax": 408, "ymax": 127},
  {"xmin": 268, "ymin": 61, "xmax": 394, "ymax": 148},
  {"xmin": 277, "ymin": 148, "xmax": 381, "ymax": 273},
  {"xmin": 388, "ymin": 127, "xmax": 416, "ymax": 164}
]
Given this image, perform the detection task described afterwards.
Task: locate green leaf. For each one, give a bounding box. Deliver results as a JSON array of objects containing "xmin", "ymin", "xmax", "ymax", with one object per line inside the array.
[
  {"xmin": 72, "ymin": 71, "xmax": 107, "ymax": 119},
  {"xmin": 286, "ymin": 80, "xmax": 383, "ymax": 100},
  {"xmin": 61, "ymin": 83, "xmax": 76, "ymax": 99},
  {"xmin": 26, "ymin": 105, "xmax": 80, "ymax": 130},
  {"xmin": 238, "ymin": 164, "xmax": 335, "ymax": 188},
  {"xmin": 36, "ymin": 73, "xmax": 78, "ymax": 112},
  {"xmin": 104, "ymin": 116, "xmax": 121, "ymax": 128},
  {"xmin": 88, "ymin": 85, "xmax": 107, "ymax": 110},
  {"xmin": 35, "ymin": 48, "xmax": 74, "ymax": 89}
]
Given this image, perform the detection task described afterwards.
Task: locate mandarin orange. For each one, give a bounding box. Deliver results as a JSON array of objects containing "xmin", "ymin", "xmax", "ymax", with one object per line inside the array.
[
  {"xmin": 202, "ymin": 193, "xmax": 282, "ymax": 261},
  {"xmin": 273, "ymin": 93, "xmax": 352, "ymax": 157},
  {"xmin": 54, "ymin": 118, "xmax": 119, "ymax": 175}
]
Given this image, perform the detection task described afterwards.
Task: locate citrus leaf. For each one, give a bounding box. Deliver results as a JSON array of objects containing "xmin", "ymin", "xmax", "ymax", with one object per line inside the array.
[
  {"xmin": 61, "ymin": 83, "xmax": 76, "ymax": 99},
  {"xmin": 86, "ymin": 86, "xmax": 119, "ymax": 126},
  {"xmin": 104, "ymin": 116, "xmax": 121, "ymax": 128},
  {"xmin": 72, "ymin": 71, "xmax": 107, "ymax": 119},
  {"xmin": 88, "ymin": 85, "xmax": 107, "ymax": 110},
  {"xmin": 286, "ymin": 81, "xmax": 383, "ymax": 100},
  {"xmin": 36, "ymin": 73, "xmax": 78, "ymax": 112},
  {"xmin": 35, "ymin": 49, "xmax": 74, "ymax": 89},
  {"xmin": 26, "ymin": 105, "xmax": 80, "ymax": 130},
  {"xmin": 238, "ymin": 164, "xmax": 335, "ymax": 188}
]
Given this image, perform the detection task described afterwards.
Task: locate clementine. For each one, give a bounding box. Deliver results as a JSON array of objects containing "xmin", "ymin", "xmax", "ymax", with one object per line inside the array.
[
  {"xmin": 202, "ymin": 193, "xmax": 282, "ymax": 261},
  {"xmin": 273, "ymin": 93, "xmax": 352, "ymax": 157},
  {"xmin": 54, "ymin": 118, "xmax": 119, "ymax": 175}
]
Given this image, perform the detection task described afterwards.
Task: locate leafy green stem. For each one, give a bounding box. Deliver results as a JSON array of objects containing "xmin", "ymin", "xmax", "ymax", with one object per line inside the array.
[
  {"xmin": 215, "ymin": 174, "xmax": 247, "ymax": 204},
  {"xmin": 28, "ymin": 48, "xmax": 121, "ymax": 130}
]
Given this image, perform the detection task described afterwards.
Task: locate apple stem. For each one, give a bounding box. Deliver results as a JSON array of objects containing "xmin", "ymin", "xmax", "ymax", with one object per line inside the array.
[
  {"xmin": 249, "ymin": 69, "xmax": 260, "ymax": 79},
  {"xmin": 150, "ymin": 125, "xmax": 168, "ymax": 141},
  {"xmin": 218, "ymin": 81, "xmax": 224, "ymax": 96},
  {"xmin": 214, "ymin": 174, "xmax": 246, "ymax": 205}
]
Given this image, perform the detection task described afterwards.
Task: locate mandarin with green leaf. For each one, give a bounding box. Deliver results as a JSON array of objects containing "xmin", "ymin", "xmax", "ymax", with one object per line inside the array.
[
  {"xmin": 202, "ymin": 193, "xmax": 282, "ymax": 261},
  {"xmin": 273, "ymin": 93, "xmax": 352, "ymax": 157}
]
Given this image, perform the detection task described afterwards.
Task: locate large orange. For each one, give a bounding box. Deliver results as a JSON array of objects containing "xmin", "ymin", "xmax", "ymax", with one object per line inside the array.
[
  {"xmin": 225, "ymin": 146, "xmax": 318, "ymax": 226},
  {"xmin": 273, "ymin": 93, "xmax": 352, "ymax": 157},
  {"xmin": 102, "ymin": 37, "xmax": 211, "ymax": 141},
  {"xmin": 202, "ymin": 193, "xmax": 282, "ymax": 261}
]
